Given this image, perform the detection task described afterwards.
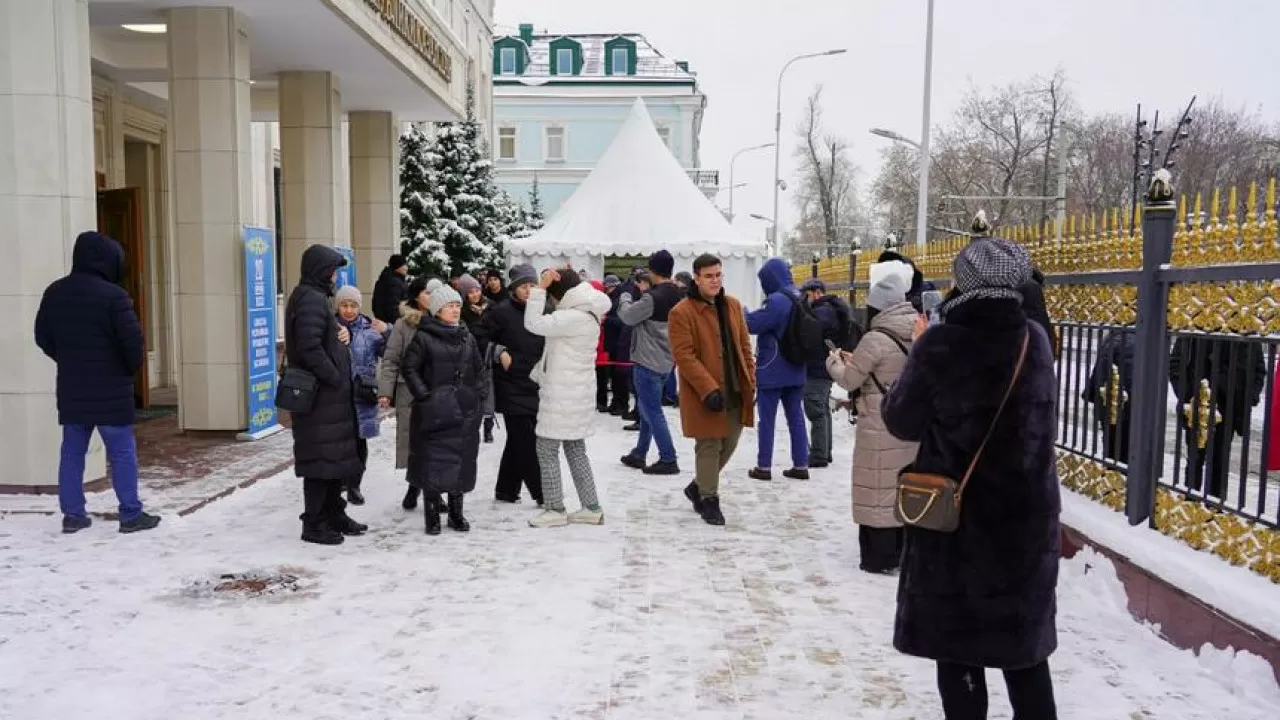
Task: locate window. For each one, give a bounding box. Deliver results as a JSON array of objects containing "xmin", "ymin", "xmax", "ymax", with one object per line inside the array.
[
  {"xmin": 499, "ymin": 47, "xmax": 515, "ymax": 75},
  {"xmin": 656, "ymin": 125, "xmax": 671, "ymax": 148},
  {"xmin": 497, "ymin": 127, "xmax": 517, "ymax": 161},
  {"xmin": 611, "ymin": 47, "xmax": 630, "ymax": 75},
  {"xmin": 545, "ymin": 126, "xmax": 566, "ymax": 162},
  {"xmin": 556, "ymin": 48, "xmax": 574, "ymax": 75}
]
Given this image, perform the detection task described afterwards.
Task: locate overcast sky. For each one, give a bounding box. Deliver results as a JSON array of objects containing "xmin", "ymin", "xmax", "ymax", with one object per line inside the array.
[{"xmin": 494, "ymin": 0, "xmax": 1280, "ymax": 237}]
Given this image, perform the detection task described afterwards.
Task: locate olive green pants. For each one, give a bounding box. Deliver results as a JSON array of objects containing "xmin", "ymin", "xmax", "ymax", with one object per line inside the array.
[{"xmin": 693, "ymin": 395, "xmax": 743, "ymax": 498}]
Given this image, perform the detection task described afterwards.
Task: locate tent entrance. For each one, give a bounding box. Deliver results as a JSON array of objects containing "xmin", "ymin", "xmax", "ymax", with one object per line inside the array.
[{"xmin": 604, "ymin": 254, "xmax": 647, "ymax": 279}]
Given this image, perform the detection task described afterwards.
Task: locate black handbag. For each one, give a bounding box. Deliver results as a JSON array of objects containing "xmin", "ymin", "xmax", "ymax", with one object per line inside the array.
[
  {"xmin": 275, "ymin": 360, "xmax": 319, "ymax": 414},
  {"xmin": 356, "ymin": 374, "xmax": 379, "ymax": 405}
]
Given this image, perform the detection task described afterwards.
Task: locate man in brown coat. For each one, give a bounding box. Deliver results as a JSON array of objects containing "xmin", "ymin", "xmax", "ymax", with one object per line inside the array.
[{"xmin": 668, "ymin": 253, "xmax": 757, "ymax": 525}]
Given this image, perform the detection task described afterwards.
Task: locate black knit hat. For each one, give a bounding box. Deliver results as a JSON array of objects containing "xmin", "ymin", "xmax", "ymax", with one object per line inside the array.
[{"xmin": 388, "ymin": 253, "xmax": 407, "ymax": 270}]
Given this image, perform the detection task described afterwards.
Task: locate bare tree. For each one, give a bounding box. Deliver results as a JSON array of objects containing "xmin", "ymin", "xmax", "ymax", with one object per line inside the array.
[{"xmin": 792, "ymin": 85, "xmax": 861, "ymax": 258}]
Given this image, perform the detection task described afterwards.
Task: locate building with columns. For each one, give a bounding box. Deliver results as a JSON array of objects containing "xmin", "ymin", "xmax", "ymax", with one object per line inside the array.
[{"xmin": 2, "ymin": 0, "xmax": 494, "ymax": 492}]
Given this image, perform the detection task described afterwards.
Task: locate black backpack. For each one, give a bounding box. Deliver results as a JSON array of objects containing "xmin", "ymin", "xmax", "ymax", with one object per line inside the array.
[{"xmin": 780, "ymin": 292, "xmax": 827, "ymax": 365}]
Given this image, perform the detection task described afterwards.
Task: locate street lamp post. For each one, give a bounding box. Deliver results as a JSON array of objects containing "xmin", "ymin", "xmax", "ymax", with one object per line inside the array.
[
  {"xmin": 915, "ymin": 0, "xmax": 936, "ymax": 249},
  {"xmin": 749, "ymin": 213, "xmax": 777, "ymax": 254},
  {"xmin": 772, "ymin": 48, "xmax": 847, "ymax": 257},
  {"xmin": 728, "ymin": 142, "xmax": 773, "ymax": 222}
]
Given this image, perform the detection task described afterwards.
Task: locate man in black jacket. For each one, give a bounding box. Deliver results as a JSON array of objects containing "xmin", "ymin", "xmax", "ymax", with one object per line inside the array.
[
  {"xmin": 285, "ymin": 245, "xmax": 369, "ymax": 545},
  {"xmin": 34, "ymin": 231, "xmax": 161, "ymax": 535},
  {"xmin": 482, "ymin": 264, "xmax": 546, "ymax": 504},
  {"xmin": 1169, "ymin": 335, "xmax": 1267, "ymax": 499},
  {"xmin": 371, "ymin": 253, "xmax": 409, "ymax": 324}
]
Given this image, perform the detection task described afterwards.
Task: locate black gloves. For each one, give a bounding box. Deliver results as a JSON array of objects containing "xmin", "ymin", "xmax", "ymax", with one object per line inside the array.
[{"xmin": 703, "ymin": 389, "xmax": 725, "ymax": 412}]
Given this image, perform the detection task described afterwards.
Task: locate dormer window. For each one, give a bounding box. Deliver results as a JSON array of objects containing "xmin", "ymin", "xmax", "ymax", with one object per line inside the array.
[
  {"xmin": 499, "ymin": 47, "xmax": 516, "ymax": 75},
  {"xmin": 493, "ymin": 36, "xmax": 528, "ymax": 76},
  {"xmin": 605, "ymin": 36, "xmax": 636, "ymax": 76},
  {"xmin": 548, "ymin": 36, "xmax": 582, "ymax": 76}
]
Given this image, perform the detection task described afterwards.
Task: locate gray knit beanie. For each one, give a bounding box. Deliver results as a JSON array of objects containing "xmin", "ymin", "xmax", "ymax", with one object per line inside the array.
[{"xmin": 428, "ymin": 284, "xmax": 462, "ymax": 319}]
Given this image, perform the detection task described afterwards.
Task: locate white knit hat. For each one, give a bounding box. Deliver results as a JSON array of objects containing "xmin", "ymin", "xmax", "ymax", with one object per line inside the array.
[
  {"xmin": 334, "ymin": 285, "xmax": 362, "ymax": 308},
  {"xmin": 428, "ymin": 284, "xmax": 462, "ymax": 318},
  {"xmin": 867, "ymin": 273, "xmax": 909, "ymax": 311}
]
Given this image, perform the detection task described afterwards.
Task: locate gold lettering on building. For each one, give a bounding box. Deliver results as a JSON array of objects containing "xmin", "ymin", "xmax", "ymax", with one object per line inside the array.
[{"xmin": 363, "ymin": 0, "xmax": 453, "ymax": 83}]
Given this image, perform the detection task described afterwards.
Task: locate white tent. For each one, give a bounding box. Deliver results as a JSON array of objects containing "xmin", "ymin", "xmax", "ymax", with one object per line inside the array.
[{"xmin": 508, "ymin": 99, "xmax": 768, "ymax": 308}]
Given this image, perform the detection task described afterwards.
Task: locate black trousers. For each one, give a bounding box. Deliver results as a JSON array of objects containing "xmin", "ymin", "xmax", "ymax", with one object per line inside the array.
[
  {"xmin": 858, "ymin": 525, "xmax": 903, "ymax": 573},
  {"xmin": 610, "ymin": 365, "xmax": 631, "ymax": 412},
  {"xmin": 936, "ymin": 660, "xmax": 1056, "ymax": 720},
  {"xmin": 1185, "ymin": 418, "xmax": 1239, "ymax": 499},
  {"xmin": 596, "ymin": 366, "xmax": 612, "ymax": 408},
  {"xmin": 495, "ymin": 414, "xmax": 543, "ymax": 503},
  {"xmin": 1099, "ymin": 415, "xmax": 1131, "ymax": 465},
  {"xmin": 345, "ymin": 438, "xmax": 369, "ymax": 491},
  {"xmin": 302, "ymin": 477, "xmax": 347, "ymax": 528}
]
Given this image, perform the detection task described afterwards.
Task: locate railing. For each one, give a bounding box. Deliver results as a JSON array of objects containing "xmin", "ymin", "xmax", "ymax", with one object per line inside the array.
[{"xmin": 811, "ymin": 177, "xmax": 1280, "ymax": 584}]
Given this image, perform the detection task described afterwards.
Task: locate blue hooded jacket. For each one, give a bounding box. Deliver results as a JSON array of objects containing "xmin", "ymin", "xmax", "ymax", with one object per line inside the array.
[
  {"xmin": 34, "ymin": 232, "xmax": 146, "ymax": 426},
  {"xmin": 338, "ymin": 313, "xmax": 389, "ymax": 439},
  {"xmin": 746, "ymin": 257, "xmax": 807, "ymax": 389}
]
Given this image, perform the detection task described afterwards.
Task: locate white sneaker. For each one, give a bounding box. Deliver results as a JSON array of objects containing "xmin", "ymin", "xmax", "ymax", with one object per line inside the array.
[
  {"xmin": 528, "ymin": 509, "xmax": 569, "ymax": 528},
  {"xmin": 567, "ymin": 508, "xmax": 605, "ymax": 525}
]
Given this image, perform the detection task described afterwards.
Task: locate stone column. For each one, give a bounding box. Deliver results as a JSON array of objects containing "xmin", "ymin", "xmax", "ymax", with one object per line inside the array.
[
  {"xmin": 349, "ymin": 111, "xmax": 399, "ymax": 291},
  {"xmin": 0, "ymin": 0, "xmax": 98, "ymax": 490},
  {"xmin": 279, "ymin": 71, "xmax": 344, "ymax": 292},
  {"xmin": 167, "ymin": 7, "xmax": 253, "ymax": 431}
]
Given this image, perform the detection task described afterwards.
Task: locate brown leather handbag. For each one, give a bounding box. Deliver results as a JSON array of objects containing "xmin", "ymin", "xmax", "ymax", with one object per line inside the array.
[{"xmin": 894, "ymin": 330, "xmax": 1030, "ymax": 533}]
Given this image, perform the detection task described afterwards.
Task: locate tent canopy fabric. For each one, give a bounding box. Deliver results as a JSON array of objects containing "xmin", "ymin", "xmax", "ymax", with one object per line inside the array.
[{"xmin": 509, "ymin": 99, "xmax": 768, "ymax": 260}]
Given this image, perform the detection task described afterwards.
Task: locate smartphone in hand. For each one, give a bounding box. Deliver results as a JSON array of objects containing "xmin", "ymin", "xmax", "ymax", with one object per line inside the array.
[
  {"xmin": 921, "ymin": 290, "xmax": 944, "ymax": 326},
  {"xmin": 824, "ymin": 339, "xmax": 838, "ymax": 352}
]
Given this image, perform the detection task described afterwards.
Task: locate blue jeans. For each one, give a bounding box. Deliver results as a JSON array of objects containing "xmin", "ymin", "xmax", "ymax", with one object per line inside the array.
[
  {"xmin": 756, "ymin": 386, "xmax": 810, "ymax": 469},
  {"xmin": 631, "ymin": 365, "xmax": 677, "ymax": 464},
  {"xmin": 59, "ymin": 424, "xmax": 143, "ymax": 521}
]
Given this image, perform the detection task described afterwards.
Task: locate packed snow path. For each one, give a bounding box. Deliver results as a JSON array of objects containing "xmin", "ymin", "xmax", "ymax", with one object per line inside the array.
[{"xmin": 2, "ymin": 410, "xmax": 1277, "ymax": 719}]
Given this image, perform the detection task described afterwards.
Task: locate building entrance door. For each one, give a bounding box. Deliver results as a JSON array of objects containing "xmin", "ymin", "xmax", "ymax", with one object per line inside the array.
[{"xmin": 96, "ymin": 187, "xmax": 150, "ymax": 410}]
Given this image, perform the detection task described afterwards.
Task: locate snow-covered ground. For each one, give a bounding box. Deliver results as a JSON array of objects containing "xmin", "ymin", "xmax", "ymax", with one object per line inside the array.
[{"xmin": 1, "ymin": 409, "xmax": 1278, "ymax": 719}]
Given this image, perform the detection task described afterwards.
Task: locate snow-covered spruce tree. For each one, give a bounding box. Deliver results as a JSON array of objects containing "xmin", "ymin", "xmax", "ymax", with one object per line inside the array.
[
  {"xmin": 398, "ymin": 122, "xmax": 448, "ymax": 277},
  {"xmin": 525, "ymin": 174, "xmax": 546, "ymax": 233},
  {"xmin": 427, "ymin": 81, "xmax": 502, "ymax": 275},
  {"xmin": 492, "ymin": 189, "xmax": 527, "ymax": 254}
]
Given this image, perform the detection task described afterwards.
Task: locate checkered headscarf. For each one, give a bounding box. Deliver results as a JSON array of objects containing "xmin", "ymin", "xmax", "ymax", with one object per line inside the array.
[{"xmin": 942, "ymin": 237, "xmax": 1032, "ymax": 316}]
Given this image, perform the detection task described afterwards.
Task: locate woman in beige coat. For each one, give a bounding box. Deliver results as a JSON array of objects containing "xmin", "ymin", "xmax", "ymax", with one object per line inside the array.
[
  {"xmin": 378, "ymin": 278, "xmax": 436, "ymax": 510},
  {"xmin": 826, "ymin": 271, "xmax": 919, "ymax": 574}
]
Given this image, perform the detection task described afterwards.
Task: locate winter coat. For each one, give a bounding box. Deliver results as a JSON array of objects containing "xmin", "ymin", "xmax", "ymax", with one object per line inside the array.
[
  {"xmin": 746, "ymin": 257, "xmax": 807, "ymax": 390},
  {"xmin": 618, "ymin": 281, "xmax": 682, "ymax": 374},
  {"xmin": 376, "ymin": 302, "xmax": 422, "ymax": 469},
  {"xmin": 669, "ymin": 287, "xmax": 757, "ymax": 438},
  {"xmin": 882, "ymin": 297, "xmax": 1060, "ymax": 670},
  {"xmin": 523, "ymin": 284, "xmax": 613, "ymax": 440},
  {"xmin": 371, "ymin": 266, "xmax": 408, "ymax": 325},
  {"xmin": 402, "ymin": 318, "xmax": 485, "ymax": 493},
  {"xmin": 484, "ymin": 282, "xmax": 509, "ymax": 306},
  {"xmin": 1169, "ymin": 335, "xmax": 1266, "ymax": 432},
  {"xmin": 34, "ymin": 232, "xmax": 145, "ymax": 427},
  {"xmin": 461, "ymin": 297, "xmax": 492, "ymax": 349},
  {"xmin": 481, "ymin": 296, "xmax": 546, "ymax": 417},
  {"xmin": 825, "ymin": 301, "xmax": 918, "ymax": 528},
  {"xmin": 1082, "ymin": 329, "xmax": 1136, "ymax": 420},
  {"xmin": 605, "ymin": 282, "xmax": 637, "ymax": 364},
  {"xmin": 338, "ymin": 313, "xmax": 389, "ymax": 439},
  {"xmin": 590, "ymin": 280, "xmax": 610, "ymax": 366},
  {"xmin": 284, "ymin": 245, "xmax": 364, "ymax": 480},
  {"xmin": 807, "ymin": 294, "xmax": 855, "ymax": 380}
]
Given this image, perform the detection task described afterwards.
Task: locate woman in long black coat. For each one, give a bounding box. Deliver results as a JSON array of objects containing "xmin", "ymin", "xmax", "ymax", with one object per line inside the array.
[
  {"xmin": 402, "ymin": 284, "xmax": 486, "ymax": 535},
  {"xmin": 285, "ymin": 244, "xmax": 368, "ymax": 546},
  {"xmin": 882, "ymin": 237, "xmax": 1061, "ymax": 719}
]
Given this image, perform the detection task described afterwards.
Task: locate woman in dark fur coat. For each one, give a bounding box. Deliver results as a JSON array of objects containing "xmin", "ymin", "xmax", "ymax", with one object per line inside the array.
[{"xmin": 882, "ymin": 237, "xmax": 1061, "ymax": 719}]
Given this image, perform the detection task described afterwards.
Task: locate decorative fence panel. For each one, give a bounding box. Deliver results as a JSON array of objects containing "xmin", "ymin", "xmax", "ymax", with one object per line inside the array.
[{"xmin": 813, "ymin": 178, "xmax": 1280, "ymax": 583}]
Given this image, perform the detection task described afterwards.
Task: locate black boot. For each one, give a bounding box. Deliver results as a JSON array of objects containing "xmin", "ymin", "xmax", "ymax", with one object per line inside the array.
[
  {"xmin": 301, "ymin": 523, "xmax": 344, "ymax": 545},
  {"xmin": 699, "ymin": 496, "xmax": 725, "ymax": 526},
  {"xmin": 683, "ymin": 481, "xmax": 704, "ymax": 513},
  {"xmin": 402, "ymin": 485, "xmax": 420, "ymax": 511},
  {"xmin": 424, "ymin": 495, "xmax": 442, "ymax": 535},
  {"xmin": 483, "ymin": 416, "xmax": 495, "ymax": 444},
  {"xmin": 447, "ymin": 493, "xmax": 470, "ymax": 532},
  {"xmin": 437, "ymin": 493, "xmax": 447, "ymax": 513},
  {"xmin": 748, "ymin": 467, "xmax": 773, "ymax": 481},
  {"xmin": 783, "ymin": 467, "xmax": 810, "ymax": 481},
  {"xmin": 346, "ymin": 486, "xmax": 366, "ymax": 506}
]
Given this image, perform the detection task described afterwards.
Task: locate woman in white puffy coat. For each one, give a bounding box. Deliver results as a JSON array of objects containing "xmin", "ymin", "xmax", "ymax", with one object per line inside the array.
[{"xmin": 524, "ymin": 267, "xmax": 614, "ymax": 528}]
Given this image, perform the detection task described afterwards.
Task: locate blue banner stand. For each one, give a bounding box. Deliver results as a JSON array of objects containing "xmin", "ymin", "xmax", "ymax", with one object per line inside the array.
[{"xmin": 237, "ymin": 226, "xmax": 285, "ymax": 442}]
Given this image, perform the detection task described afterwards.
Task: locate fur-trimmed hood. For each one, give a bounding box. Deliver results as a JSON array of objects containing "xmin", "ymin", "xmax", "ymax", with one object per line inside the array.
[{"xmin": 399, "ymin": 301, "xmax": 424, "ymax": 328}]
